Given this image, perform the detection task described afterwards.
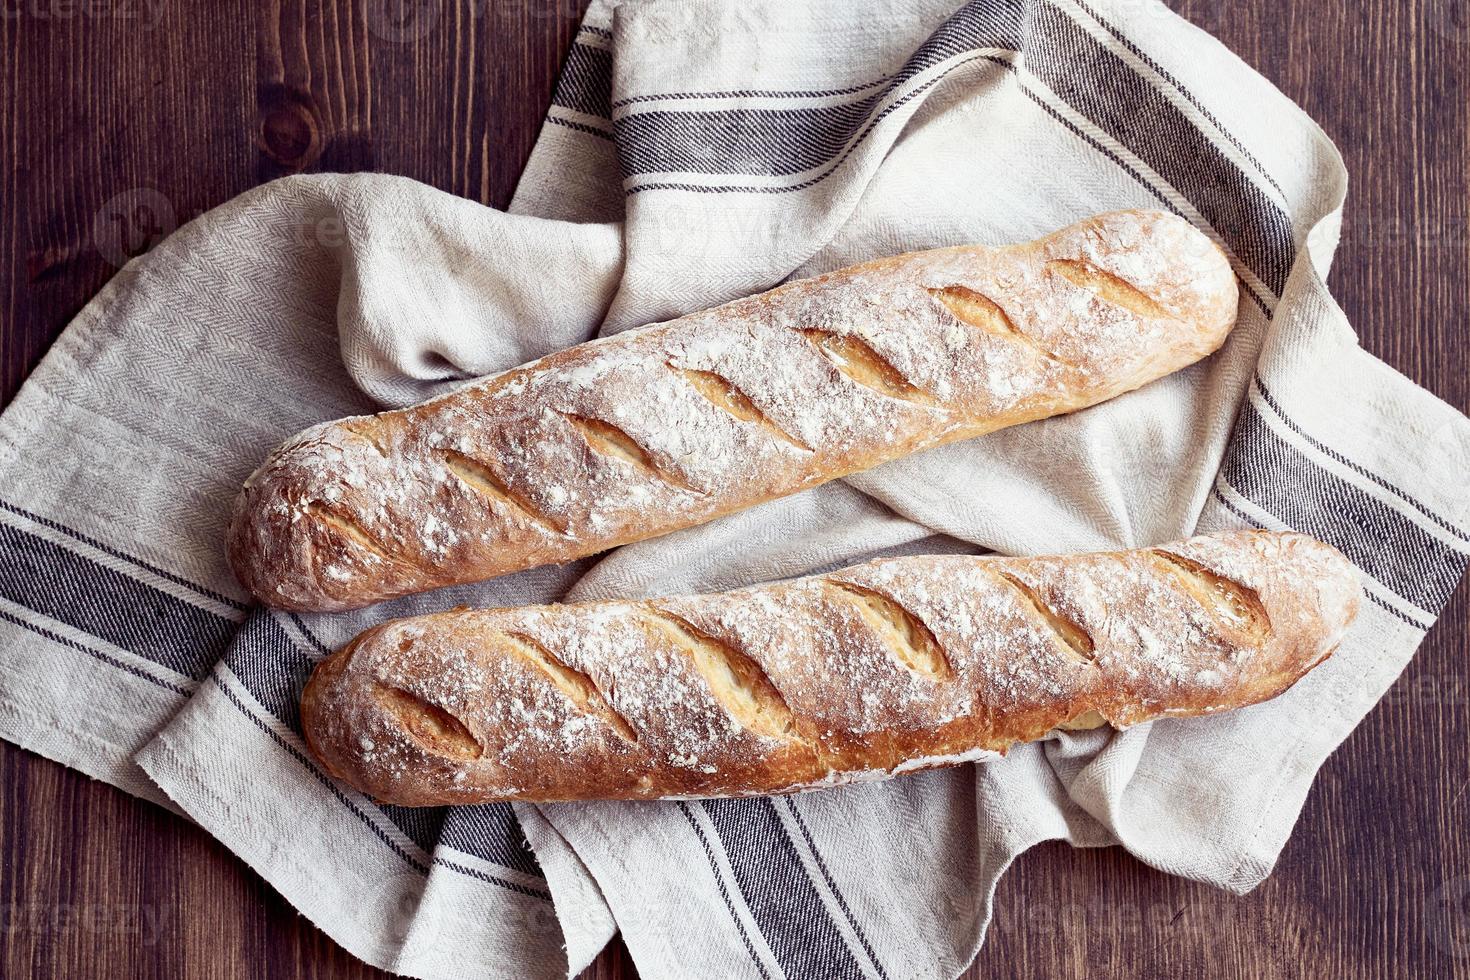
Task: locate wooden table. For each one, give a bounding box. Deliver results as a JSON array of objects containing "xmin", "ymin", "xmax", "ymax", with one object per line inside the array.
[{"xmin": 2, "ymin": 2, "xmax": 1467, "ymax": 976}]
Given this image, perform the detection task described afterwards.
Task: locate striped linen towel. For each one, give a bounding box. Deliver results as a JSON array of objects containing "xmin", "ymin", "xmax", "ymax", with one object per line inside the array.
[{"xmin": 2, "ymin": 0, "xmax": 1467, "ymax": 977}]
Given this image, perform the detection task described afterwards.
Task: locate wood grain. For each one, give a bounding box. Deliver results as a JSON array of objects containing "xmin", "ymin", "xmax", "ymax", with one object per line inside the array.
[{"xmin": 1, "ymin": 0, "xmax": 1467, "ymax": 977}]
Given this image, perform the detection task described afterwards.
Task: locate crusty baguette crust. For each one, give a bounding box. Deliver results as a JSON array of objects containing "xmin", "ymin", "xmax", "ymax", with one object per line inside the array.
[
  {"xmin": 230, "ymin": 210, "xmax": 1239, "ymax": 611},
  {"xmin": 301, "ymin": 531, "xmax": 1359, "ymax": 806}
]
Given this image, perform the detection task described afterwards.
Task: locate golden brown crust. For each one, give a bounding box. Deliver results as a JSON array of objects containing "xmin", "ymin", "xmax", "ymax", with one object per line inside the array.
[
  {"xmin": 229, "ymin": 210, "xmax": 1239, "ymax": 611},
  {"xmin": 300, "ymin": 531, "xmax": 1360, "ymax": 806}
]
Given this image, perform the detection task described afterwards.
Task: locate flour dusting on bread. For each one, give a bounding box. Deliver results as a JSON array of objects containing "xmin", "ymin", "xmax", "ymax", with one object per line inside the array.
[
  {"xmin": 301, "ymin": 531, "xmax": 1358, "ymax": 805},
  {"xmin": 230, "ymin": 210, "xmax": 1239, "ymax": 611}
]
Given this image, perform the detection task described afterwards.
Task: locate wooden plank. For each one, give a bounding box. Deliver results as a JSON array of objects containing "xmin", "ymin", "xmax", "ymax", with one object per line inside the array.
[{"xmin": 0, "ymin": 1, "xmax": 1466, "ymax": 976}]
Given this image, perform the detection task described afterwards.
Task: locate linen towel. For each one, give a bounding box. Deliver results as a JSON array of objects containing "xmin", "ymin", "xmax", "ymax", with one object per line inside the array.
[{"xmin": 1, "ymin": 1, "xmax": 1467, "ymax": 978}]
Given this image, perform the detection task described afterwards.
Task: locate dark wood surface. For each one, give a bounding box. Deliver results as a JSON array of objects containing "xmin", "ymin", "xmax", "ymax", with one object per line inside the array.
[{"xmin": 2, "ymin": 1, "xmax": 1467, "ymax": 977}]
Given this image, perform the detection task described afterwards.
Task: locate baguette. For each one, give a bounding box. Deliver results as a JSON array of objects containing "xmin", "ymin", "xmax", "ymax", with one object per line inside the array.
[
  {"xmin": 230, "ymin": 210, "xmax": 1239, "ymax": 611},
  {"xmin": 301, "ymin": 531, "xmax": 1359, "ymax": 806}
]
